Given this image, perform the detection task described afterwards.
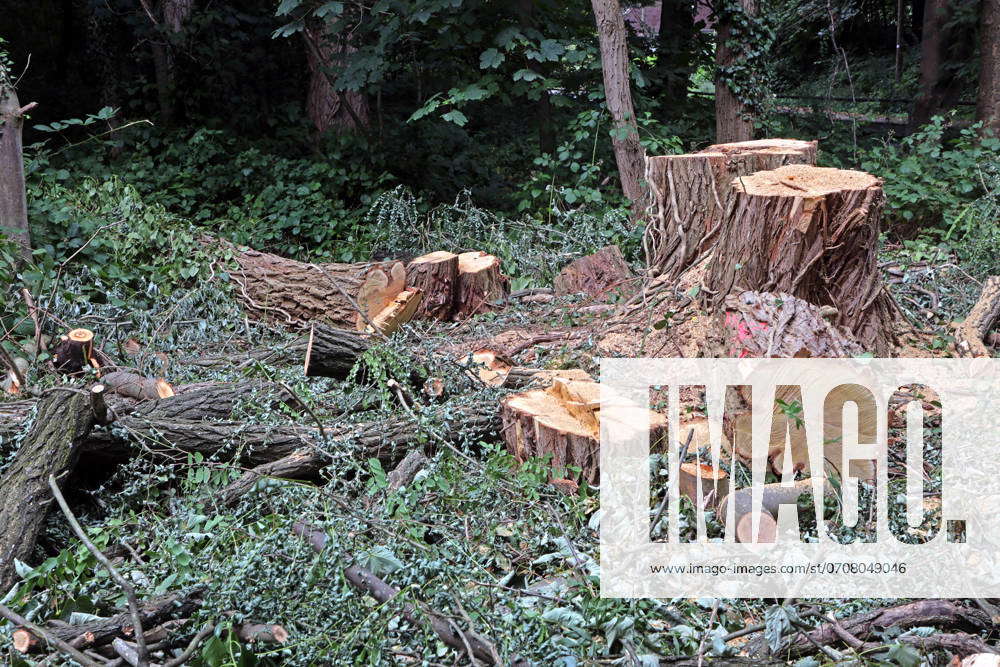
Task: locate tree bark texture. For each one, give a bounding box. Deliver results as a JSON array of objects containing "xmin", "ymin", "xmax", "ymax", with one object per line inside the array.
[
  {"xmin": 303, "ymin": 324, "xmax": 370, "ymax": 377},
  {"xmin": 553, "ymin": 245, "xmax": 633, "ymax": 298},
  {"xmin": 304, "ymin": 18, "xmax": 369, "ymax": 134},
  {"xmin": 703, "ymin": 165, "xmax": 898, "ymax": 355},
  {"xmin": 591, "ymin": 0, "xmax": 647, "ymax": 213},
  {"xmin": 405, "ymin": 251, "xmax": 459, "ymax": 320},
  {"xmin": 0, "ymin": 86, "xmax": 31, "ymax": 261},
  {"xmin": 453, "ymin": 252, "xmax": 509, "ymax": 319},
  {"xmin": 714, "ymin": 0, "xmax": 757, "ymax": 143},
  {"xmin": 978, "ymin": 0, "xmax": 1000, "ymax": 134},
  {"xmin": 643, "ymin": 139, "xmax": 818, "ymax": 278},
  {"xmin": 0, "ymin": 391, "xmax": 95, "ymax": 593},
  {"xmin": 956, "ymin": 276, "xmax": 1000, "ymax": 357}
]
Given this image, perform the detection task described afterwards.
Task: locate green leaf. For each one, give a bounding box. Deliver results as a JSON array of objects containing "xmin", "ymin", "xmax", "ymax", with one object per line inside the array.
[
  {"xmin": 276, "ymin": 0, "xmax": 301, "ymax": 16},
  {"xmin": 441, "ymin": 109, "xmax": 468, "ymax": 126},
  {"xmin": 513, "ymin": 68, "xmax": 541, "ymax": 82},
  {"xmin": 479, "ymin": 48, "xmax": 503, "ymax": 69}
]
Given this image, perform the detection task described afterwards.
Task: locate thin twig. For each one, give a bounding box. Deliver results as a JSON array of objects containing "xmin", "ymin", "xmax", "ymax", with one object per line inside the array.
[
  {"xmin": 696, "ymin": 598, "xmax": 721, "ymax": 667},
  {"xmin": 48, "ymin": 475, "xmax": 150, "ymax": 667},
  {"xmin": 650, "ymin": 428, "xmax": 695, "ymax": 538},
  {"xmin": 161, "ymin": 623, "xmax": 215, "ymax": 667}
]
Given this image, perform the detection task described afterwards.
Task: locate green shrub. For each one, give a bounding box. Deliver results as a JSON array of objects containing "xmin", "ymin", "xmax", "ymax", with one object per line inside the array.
[{"xmin": 861, "ymin": 116, "xmax": 1000, "ymax": 232}]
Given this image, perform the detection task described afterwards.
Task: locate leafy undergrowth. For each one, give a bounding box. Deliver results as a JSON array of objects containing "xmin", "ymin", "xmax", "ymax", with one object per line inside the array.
[{"xmin": 0, "ymin": 183, "xmax": 997, "ymax": 665}]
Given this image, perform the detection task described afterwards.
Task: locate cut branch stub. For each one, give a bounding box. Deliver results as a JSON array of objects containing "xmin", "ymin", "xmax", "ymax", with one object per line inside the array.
[
  {"xmin": 453, "ymin": 251, "xmax": 509, "ymax": 319},
  {"xmin": 52, "ymin": 328, "xmax": 96, "ymax": 374},
  {"xmin": 405, "ymin": 251, "xmax": 459, "ymax": 320},
  {"xmin": 643, "ymin": 139, "xmax": 817, "ymax": 279},
  {"xmin": 704, "ymin": 165, "xmax": 898, "ymax": 355}
]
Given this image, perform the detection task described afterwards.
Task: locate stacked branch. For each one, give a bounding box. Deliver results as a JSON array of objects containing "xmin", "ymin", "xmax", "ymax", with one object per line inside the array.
[{"xmin": 643, "ymin": 139, "xmax": 817, "ymax": 279}]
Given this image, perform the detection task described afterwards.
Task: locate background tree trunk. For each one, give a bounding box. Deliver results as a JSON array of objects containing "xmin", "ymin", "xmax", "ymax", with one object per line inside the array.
[
  {"xmin": 591, "ymin": 0, "xmax": 647, "ymax": 214},
  {"xmin": 151, "ymin": 0, "xmax": 193, "ymax": 124},
  {"xmin": 656, "ymin": 0, "xmax": 697, "ymax": 107},
  {"xmin": 304, "ymin": 19, "xmax": 370, "ymax": 135},
  {"xmin": 978, "ymin": 0, "xmax": 1000, "ymax": 134},
  {"xmin": 714, "ymin": 0, "xmax": 756, "ymax": 143},
  {"xmin": 0, "ymin": 86, "xmax": 30, "ymax": 261},
  {"xmin": 909, "ymin": 0, "xmax": 975, "ymax": 129}
]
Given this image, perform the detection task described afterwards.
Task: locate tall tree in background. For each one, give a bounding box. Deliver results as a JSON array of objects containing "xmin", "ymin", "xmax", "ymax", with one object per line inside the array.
[
  {"xmin": 714, "ymin": 0, "xmax": 756, "ymax": 142},
  {"xmin": 303, "ymin": 17, "xmax": 369, "ymax": 135},
  {"xmin": 911, "ymin": 0, "xmax": 976, "ymax": 129},
  {"xmin": 149, "ymin": 0, "xmax": 194, "ymax": 124},
  {"xmin": 0, "ymin": 76, "xmax": 31, "ymax": 261},
  {"xmin": 590, "ymin": 0, "xmax": 646, "ymax": 213},
  {"xmin": 656, "ymin": 0, "xmax": 698, "ymax": 106},
  {"xmin": 978, "ymin": 0, "xmax": 1000, "ymax": 134}
]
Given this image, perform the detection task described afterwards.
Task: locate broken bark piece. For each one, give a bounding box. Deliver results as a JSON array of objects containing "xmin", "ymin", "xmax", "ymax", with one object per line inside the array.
[
  {"xmin": 0, "ymin": 391, "xmax": 96, "ymax": 593},
  {"xmin": 678, "ymin": 462, "xmax": 730, "ymax": 510},
  {"xmin": 643, "ymin": 139, "xmax": 817, "ymax": 279},
  {"xmin": 708, "ymin": 291, "xmax": 866, "ymax": 359},
  {"xmin": 303, "ymin": 324, "xmax": 370, "ymax": 378},
  {"xmin": 405, "ymin": 251, "xmax": 459, "ymax": 320},
  {"xmin": 553, "ymin": 245, "xmax": 633, "ymax": 298},
  {"xmin": 388, "ymin": 449, "xmax": 429, "ymax": 490},
  {"xmin": 367, "ymin": 288, "xmax": 422, "ymax": 335},
  {"xmin": 101, "ymin": 371, "xmax": 174, "ymax": 401},
  {"xmin": 956, "ymin": 276, "xmax": 1000, "ymax": 357},
  {"xmin": 51, "ymin": 328, "xmax": 97, "ymax": 374},
  {"xmin": 453, "ymin": 251, "xmax": 509, "ymax": 319},
  {"xmin": 704, "ymin": 165, "xmax": 898, "ymax": 355}
]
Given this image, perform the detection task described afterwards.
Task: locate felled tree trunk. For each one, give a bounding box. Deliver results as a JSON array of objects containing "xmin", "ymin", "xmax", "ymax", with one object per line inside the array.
[
  {"xmin": 406, "ymin": 251, "xmax": 459, "ymax": 320},
  {"xmin": 453, "ymin": 252, "xmax": 509, "ymax": 319},
  {"xmin": 554, "ymin": 245, "xmax": 633, "ymax": 298},
  {"xmin": 956, "ymin": 276, "xmax": 1000, "ymax": 357},
  {"xmin": 226, "ymin": 242, "xmax": 371, "ymax": 328},
  {"xmin": 643, "ymin": 139, "xmax": 817, "ymax": 279},
  {"xmin": 0, "ymin": 391, "xmax": 96, "ymax": 593},
  {"xmin": 704, "ymin": 165, "xmax": 897, "ymax": 355}
]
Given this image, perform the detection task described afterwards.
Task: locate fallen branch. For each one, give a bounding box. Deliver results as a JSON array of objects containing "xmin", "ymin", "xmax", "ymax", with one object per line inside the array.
[{"xmin": 956, "ymin": 276, "xmax": 1000, "ymax": 357}]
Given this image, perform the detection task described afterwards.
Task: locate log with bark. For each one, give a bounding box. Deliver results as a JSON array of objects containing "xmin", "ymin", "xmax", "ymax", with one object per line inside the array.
[
  {"xmin": 956, "ymin": 276, "xmax": 1000, "ymax": 357},
  {"xmin": 703, "ymin": 165, "xmax": 898, "ymax": 355},
  {"xmin": 303, "ymin": 323, "xmax": 371, "ymax": 377},
  {"xmin": 553, "ymin": 245, "xmax": 633, "ymax": 298},
  {"xmin": 0, "ymin": 390, "xmax": 96, "ymax": 592},
  {"xmin": 643, "ymin": 139, "xmax": 817, "ymax": 279}
]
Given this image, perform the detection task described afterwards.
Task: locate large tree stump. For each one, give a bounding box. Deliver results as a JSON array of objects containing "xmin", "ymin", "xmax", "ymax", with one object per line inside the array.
[
  {"xmin": 643, "ymin": 139, "xmax": 817, "ymax": 279},
  {"xmin": 453, "ymin": 252, "xmax": 509, "ymax": 319},
  {"xmin": 405, "ymin": 251, "xmax": 459, "ymax": 320},
  {"xmin": 553, "ymin": 245, "xmax": 633, "ymax": 298},
  {"xmin": 704, "ymin": 165, "xmax": 897, "ymax": 355},
  {"xmin": 0, "ymin": 391, "xmax": 96, "ymax": 593}
]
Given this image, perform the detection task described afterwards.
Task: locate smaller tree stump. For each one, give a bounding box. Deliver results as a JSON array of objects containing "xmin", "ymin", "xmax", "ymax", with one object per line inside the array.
[
  {"xmin": 405, "ymin": 251, "xmax": 459, "ymax": 320},
  {"xmin": 453, "ymin": 252, "xmax": 509, "ymax": 319},
  {"xmin": 52, "ymin": 328, "xmax": 97, "ymax": 374},
  {"xmin": 553, "ymin": 245, "xmax": 633, "ymax": 298}
]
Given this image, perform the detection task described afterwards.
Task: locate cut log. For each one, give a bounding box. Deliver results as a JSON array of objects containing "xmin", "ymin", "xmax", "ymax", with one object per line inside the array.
[
  {"xmin": 643, "ymin": 139, "xmax": 817, "ymax": 279},
  {"xmin": 0, "ymin": 391, "xmax": 96, "ymax": 593},
  {"xmin": 368, "ymin": 288, "xmax": 422, "ymax": 335},
  {"xmin": 100, "ymin": 371, "xmax": 174, "ymax": 401},
  {"xmin": 956, "ymin": 276, "xmax": 1000, "ymax": 357},
  {"xmin": 453, "ymin": 251, "xmax": 509, "ymax": 319},
  {"xmin": 51, "ymin": 328, "xmax": 97, "ymax": 374},
  {"xmin": 706, "ymin": 291, "xmax": 866, "ymax": 359},
  {"xmin": 704, "ymin": 165, "xmax": 897, "ymax": 355},
  {"xmin": 11, "ymin": 591, "xmax": 202, "ymax": 654},
  {"xmin": 500, "ymin": 378, "xmax": 666, "ymax": 482},
  {"xmin": 224, "ymin": 240, "xmax": 375, "ymax": 328},
  {"xmin": 405, "ymin": 251, "xmax": 459, "ymax": 320},
  {"xmin": 304, "ymin": 324, "xmax": 371, "ymax": 377},
  {"xmin": 354, "ymin": 262, "xmax": 406, "ymax": 330},
  {"xmin": 553, "ymin": 245, "xmax": 633, "ymax": 298}
]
